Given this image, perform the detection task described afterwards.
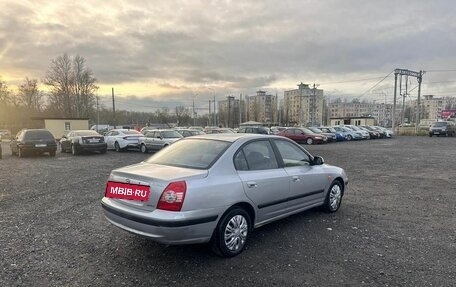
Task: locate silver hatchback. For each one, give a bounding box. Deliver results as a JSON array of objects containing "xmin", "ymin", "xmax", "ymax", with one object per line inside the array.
[{"xmin": 102, "ymin": 134, "xmax": 348, "ymax": 257}]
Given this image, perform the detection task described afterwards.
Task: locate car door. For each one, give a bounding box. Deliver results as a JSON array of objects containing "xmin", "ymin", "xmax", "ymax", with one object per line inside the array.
[
  {"xmin": 234, "ymin": 140, "xmax": 290, "ymax": 223},
  {"xmin": 143, "ymin": 132, "xmax": 154, "ymax": 149},
  {"xmin": 273, "ymin": 139, "xmax": 329, "ymax": 209},
  {"xmin": 105, "ymin": 131, "xmax": 117, "ymax": 149}
]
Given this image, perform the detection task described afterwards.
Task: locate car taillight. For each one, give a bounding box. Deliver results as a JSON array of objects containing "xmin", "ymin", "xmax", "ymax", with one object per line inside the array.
[{"xmin": 157, "ymin": 181, "xmax": 186, "ymax": 211}]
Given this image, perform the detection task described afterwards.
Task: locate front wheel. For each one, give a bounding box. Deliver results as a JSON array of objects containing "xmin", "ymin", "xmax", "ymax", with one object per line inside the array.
[
  {"xmin": 346, "ymin": 135, "xmax": 352, "ymax": 141},
  {"xmin": 211, "ymin": 208, "xmax": 251, "ymax": 258},
  {"xmin": 306, "ymin": 138, "xmax": 313, "ymax": 145},
  {"xmin": 140, "ymin": 144, "xmax": 148, "ymax": 153},
  {"xmin": 323, "ymin": 181, "xmax": 343, "ymax": 213},
  {"xmin": 71, "ymin": 144, "xmax": 79, "ymax": 155}
]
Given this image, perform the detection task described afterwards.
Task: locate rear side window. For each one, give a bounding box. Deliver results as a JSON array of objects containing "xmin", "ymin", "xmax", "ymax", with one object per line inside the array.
[
  {"xmin": 235, "ymin": 140, "xmax": 279, "ymax": 171},
  {"xmin": 24, "ymin": 130, "xmax": 54, "ymax": 140}
]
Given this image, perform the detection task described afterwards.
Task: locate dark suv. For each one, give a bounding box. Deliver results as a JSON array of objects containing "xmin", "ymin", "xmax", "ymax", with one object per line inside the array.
[
  {"xmin": 10, "ymin": 129, "xmax": 58, "ymax": 157},
  {"xmin": 429, "ymin": 121, "xmax": 455, "ymax": 137}
]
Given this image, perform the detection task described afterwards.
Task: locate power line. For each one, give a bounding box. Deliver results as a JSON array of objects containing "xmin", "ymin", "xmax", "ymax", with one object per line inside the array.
[
  {"xmin": 426, "ymin": 69, "xmax": 456, "ymax": 72},
  {"xmin": 358, "ymin": 70, "xmax": 395, "ymax": 98},
  {"xmin": 320, "ymin": 76, "xmax": 386, "ymax": 85}
]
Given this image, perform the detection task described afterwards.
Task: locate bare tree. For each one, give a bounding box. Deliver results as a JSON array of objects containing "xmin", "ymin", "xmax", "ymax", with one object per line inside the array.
[
  {"xmin": 175, "ymin": 105, "xmax": 190, "ymax": 126},
  {"xmin": 0, "ymin": 78, "xmax": 11, "ymax": 104},
  {"xmin": 44, "ymin": 54, "xmax": 98, "ymax": 117},
  {"xmin": 18, "ymin": 77, "xmax": 42, "ymax": 110}
]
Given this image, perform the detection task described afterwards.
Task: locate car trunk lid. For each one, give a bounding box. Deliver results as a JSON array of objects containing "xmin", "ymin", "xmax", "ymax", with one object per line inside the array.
[{"xmin": 107, "ymin": 162, "xmax": 208, "ymax": 211}]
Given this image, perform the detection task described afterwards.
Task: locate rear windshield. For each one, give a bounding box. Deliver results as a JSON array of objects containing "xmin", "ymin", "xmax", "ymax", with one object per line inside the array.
[
  {"xmin": 75, "ymin": 131, "xmax": 99, "ymax": 136},
  {"xmin": 146, "ymin": 139, "xmax": 231, "ymax": 169},
  {"xmin": 24, "ymin": 130, "xmax": 54, "ymax": 140}
]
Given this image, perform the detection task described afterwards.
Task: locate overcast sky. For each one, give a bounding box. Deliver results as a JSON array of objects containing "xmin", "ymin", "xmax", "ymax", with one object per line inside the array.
[{"xmin": 1, "ymin": 0, "xmax": 456, "ymax": 111}]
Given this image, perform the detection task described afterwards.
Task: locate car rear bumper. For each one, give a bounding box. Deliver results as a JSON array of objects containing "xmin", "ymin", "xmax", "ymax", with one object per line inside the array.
[
  {"xmin": 101, "ymin": 198, "xmax": 220, "ymax": 244},
  {"xmin": 20, "ymin": 145, "xmax": 57, "ymax": 152},
  {"xmin": 75, "ymin": 143, "xmax": 107, "ymax": 151}
]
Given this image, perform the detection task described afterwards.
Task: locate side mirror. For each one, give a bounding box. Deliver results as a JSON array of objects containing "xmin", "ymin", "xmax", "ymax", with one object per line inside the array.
[
  {"xmin": 312, "ymin": 156, "xmax": 324, "ymax": 165},
  {"xmin": 61, "ymin": 135, "xmax": 67, "ymax": 139}
]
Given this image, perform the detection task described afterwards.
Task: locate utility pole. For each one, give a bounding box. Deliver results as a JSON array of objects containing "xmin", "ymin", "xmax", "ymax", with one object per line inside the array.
[
  {"xmin": 239, "ymin": 94, "xmax": 242, "ymax": 125},
  {"xmin": 192, "ymin": 95, "xmax": 196, "ymax": 126},
  {"xmin": 208, "ymin": 100, "xmax": 211, "ymax": 126},
  {"xmin": 392, "ymin": 73, "xmax": 398, "ymax": 131},
  {"xmin": 227, "ymin": 96, "xmax": 231, "ymax": 128},
  {"xmin": 96, "ymin": 96, "xmax": 100, "ymax": 132},
  {"xmin": 415, "ymin": 71, "xmax": 423, "ymax": 135},
  {"xmin": 402, "ymin": 75, "xmax": 408, "ymax": 125},
  {"xmin": 213, "ymin": 95, "xmax": 216, "ymax": 127},
  {"xmin": 112, "ymin": 87, "xmax": 116, "ymax": 128}
]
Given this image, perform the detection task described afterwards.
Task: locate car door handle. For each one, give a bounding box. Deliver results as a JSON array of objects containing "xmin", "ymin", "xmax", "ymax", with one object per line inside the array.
[
  {"xmin": 292, "ymin": 176, "xmax": 300, "ymax": 182},
  {"xmin": 246, "ymin": 182, "xmax": 258, "ymax": 188}
]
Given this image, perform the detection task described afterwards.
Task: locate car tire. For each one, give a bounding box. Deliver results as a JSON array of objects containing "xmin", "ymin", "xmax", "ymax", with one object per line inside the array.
[
  {"xmin": 306, "ymin": 138, "xmax": 313, "ymax": 145},
  {"xmin": 71, "ymin": 144, "xmax": 79, "ymax": 156},
  {"xmin": 140, "ymin": 144, "xmax": 148, "ymax": 153},
  {"xmin": 18, "ymin": 148, "xmax": 24, "ymax": 158},
  {"xmin": 211, "ymin": 208, "xmax": 251, "ymax": 258},
  {"xmin": 323, "ymin": 180, "xmax": 343, "ymax": 213},
  {"xmin": 114, "ymin": 142, "xmax": 121, "ymax": 152},
  {"xmin": 346, "ymin": 135, "xmax": 352, "ymax": 141},
  {"xmin": 49, "ymin": 151, "xmax": 56, "ymax": 157},
  {"xmin": 429, "ymin": 133, "xmax": 432, "ymax": 137}
]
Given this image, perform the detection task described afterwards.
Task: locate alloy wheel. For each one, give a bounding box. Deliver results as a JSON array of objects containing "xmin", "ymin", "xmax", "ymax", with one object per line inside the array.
[{"xmin": 329, "ymin": 184, "xmax": 342, "ymax": 210}]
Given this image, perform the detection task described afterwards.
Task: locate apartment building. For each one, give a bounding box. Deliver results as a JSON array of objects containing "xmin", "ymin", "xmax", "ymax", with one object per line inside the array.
[
  {"xmin": 284, "ymin": 83, "xmax": 324, "ymax": 126},
  {"xmin": 218, "ymin": 96, "xmax": 242, "ymax": 128},
  {"xmin": 245, "ymin": 90, "xmax": 278, "ymax": 124}
]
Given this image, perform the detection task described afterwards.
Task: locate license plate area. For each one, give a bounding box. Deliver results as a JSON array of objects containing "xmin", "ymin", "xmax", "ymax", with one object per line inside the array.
[
  {"xmin": 35, "ymin": 144, "xmax": 47, "ymax": 147},
  {"xmin": 105, "ymin": 181, "xmax": 150, "ymax": 201}
]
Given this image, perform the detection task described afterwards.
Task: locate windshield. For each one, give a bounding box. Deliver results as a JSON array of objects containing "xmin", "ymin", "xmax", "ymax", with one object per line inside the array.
[
  {"xmin": 432, "ymin": 122, "xmax": 448, "ymax": 127},
  {"xmin": 146, "ymin": 139, "xmax": 231, "ymax": 169},
  {"xmin": 162, "ymin": 130, "xmax": 183, "ymax": 138},
  {"xmin": 300, "ymin": 127, "xmax": 314, "ymax": 134},
  {"xmin": 309, "ymin": 127, "xmax": 322, "ymax": 133},
  {"xmin": 122, "ymin": 130, "xmax": 142, "ymax": 135}
]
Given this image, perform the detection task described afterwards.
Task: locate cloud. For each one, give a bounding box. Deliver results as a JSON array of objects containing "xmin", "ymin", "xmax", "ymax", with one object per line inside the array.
[{"xmin": 1, "ymin": 0, "xmax": 456, "ymax": 108}]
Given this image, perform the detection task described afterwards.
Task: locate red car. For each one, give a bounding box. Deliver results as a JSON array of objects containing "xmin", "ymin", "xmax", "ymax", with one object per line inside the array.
[{"xmin": 278, "ymin": 127, "xmax": 327, "ymax": 145}]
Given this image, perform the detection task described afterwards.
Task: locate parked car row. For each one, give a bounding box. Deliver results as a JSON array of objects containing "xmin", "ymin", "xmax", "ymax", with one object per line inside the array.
[
  {"xmin": 267, "ymin": 125, "xmax": 392, "ymax": 145},
  {"xmin": 4, "ymin": 124, "xmax": 394, "ymax": 159}
]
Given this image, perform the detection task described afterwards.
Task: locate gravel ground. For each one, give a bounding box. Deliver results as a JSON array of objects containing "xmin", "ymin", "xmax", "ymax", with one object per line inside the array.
[{"xmin": 1, "ymin": 136, "xmax": 455, "ymax": 287}]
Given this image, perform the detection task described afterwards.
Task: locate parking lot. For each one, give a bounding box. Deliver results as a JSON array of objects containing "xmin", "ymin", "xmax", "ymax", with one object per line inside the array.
[{"xmin": 1, "ymin": 136, "xmax": 455, "ymax": 287}]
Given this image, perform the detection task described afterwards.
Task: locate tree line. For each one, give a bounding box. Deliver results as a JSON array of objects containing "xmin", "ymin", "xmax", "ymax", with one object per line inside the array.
[{"xmin": 1, "ymin": 54, "xmax": 216, "ymax": 133}]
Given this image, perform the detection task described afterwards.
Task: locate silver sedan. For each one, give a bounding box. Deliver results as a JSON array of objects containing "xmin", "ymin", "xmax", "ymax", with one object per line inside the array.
[{"xmin": 101, "ymin": 134, "xmax": 348, "ymax": 257}]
